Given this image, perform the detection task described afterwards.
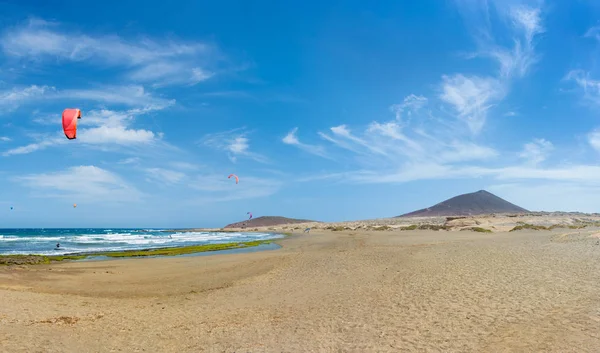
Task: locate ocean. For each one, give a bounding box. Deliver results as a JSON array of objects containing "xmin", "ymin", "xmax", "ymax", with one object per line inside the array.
[{"xmin": 0, "ymin": 228, "xmax": 285, "ymax": 256}]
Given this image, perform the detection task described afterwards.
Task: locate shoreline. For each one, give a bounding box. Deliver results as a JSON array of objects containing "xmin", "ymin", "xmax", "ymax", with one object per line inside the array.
[{"xmin": 0, "ymin": 234, "xmax": 291, "ymax": 266}]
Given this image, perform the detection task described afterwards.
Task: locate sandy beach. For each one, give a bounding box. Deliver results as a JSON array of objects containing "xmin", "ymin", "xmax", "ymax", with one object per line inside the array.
[{"xmin": 1, "ymin": 222, "xmax": 600, "ymax": 352}]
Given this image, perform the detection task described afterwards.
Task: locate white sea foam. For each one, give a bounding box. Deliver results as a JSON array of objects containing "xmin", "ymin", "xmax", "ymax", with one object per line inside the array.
[{"xmin": 0, "ymin": 231, "xmax": 284, "ymax": 255}]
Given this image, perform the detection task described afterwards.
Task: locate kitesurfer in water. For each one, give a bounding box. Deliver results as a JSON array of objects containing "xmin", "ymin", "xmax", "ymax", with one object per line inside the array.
[{"xmin": 56, "ymin": 243, "xmax": 60, "ymax": 249}]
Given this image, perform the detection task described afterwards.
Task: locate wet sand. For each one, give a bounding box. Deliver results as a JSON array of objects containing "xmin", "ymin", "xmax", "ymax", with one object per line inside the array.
[{"xmin": 1, "ymin": 228, "xmax": 600, "ymax": 352}]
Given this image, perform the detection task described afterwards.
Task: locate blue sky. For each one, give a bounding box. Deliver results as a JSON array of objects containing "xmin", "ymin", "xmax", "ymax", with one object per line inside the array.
[{"xmin": 2, "ymin": 0, "xmax": 600, "ymax": 227}]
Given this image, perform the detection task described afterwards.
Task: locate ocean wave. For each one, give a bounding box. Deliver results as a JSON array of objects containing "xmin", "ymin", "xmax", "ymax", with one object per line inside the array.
[{"xmin": 0, "ymin": 230, "xmax": 285, "ymax": 255}]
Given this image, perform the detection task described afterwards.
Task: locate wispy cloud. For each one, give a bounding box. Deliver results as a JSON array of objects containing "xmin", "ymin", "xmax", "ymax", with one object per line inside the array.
[
  {"xmin": 14, "ymin": 165, "xmax": 142, "ymax": 202},
  {"xmin": 0, "ymin": 84, "xmax": 175, "ymax": 114},
  {"xmin": 439, "ymin": 74, "xmax": 505, "ymax": 134},
  {"xmin": 188, "ymin": 173, "xmax": 282, "ymax": 202},
  {"xmin": 303, "ymin": 163, "xmax": 600, "ymax": 186},
  {"xmin": 587, "ymin": 129, "xmax": 600, "ymax": 153},
  {"xmin": 2, "ymin": 136, "xmax": 67, "ymax": 157},
  {"xmin": 565, "ymin": 70, "xmax": 600, "ymax": 107},
  {"xmin": 584, "ymin": 25, "xmax": 600, "ymax": 42},
  {"xmin": 118, "ymin": 157, "xmax": 141, "ymax": 165},
  {"xmin": 59, "ymin": 85, "xmax": 175, "ymax": 107},
  {"xmin": 456, "ymin": 0, "xmax": 545, "ymax": 80},
  {"xmin": 518, "ymin": 138, "xmax": 553, "ymax": 165},
  {"xmin": 302, "ymin": 95, "xmax": 498, "ymax": 169},
  {"xmin": 282, "ymin": 127, "xmax": 330, "ymax": 158},
  {"xmin": 1, "ymin": 18, "xmax": 221, "ymax": 87},
  {"xmin": 0, "ymin": 137, "xmax": 11, "ymax": 142},
  {"xmin": 0, "ymin": 85, "xmax": 50, "ymax": 112},
  {"xmin": 144, "ymin": 168, "xmax": 186, "ymax": 185},
  {"xmin": 201, "ymin": 128, "xmax": 268, "ymax": 163},
  {"xmin": 390, "ymin": 94, "xmax": 428, "ymax": 122},
  {"xmin": 169, "ymin": 161, "xmax": 200, "ymax": 171},
  {"xmin": 442, "ymin": 1, "xmax": 545, "ymax": 134}
]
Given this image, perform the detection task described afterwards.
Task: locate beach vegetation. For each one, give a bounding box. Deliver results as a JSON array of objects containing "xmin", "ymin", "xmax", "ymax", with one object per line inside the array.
[
  {"xmin": 371, "ymin": 225, "xmax": 391, "ymax": 231},
  {"xmin": 509, "ymin": 223, "xmax": 548, "ymax": 231},
  {"xmin": 462, "ymin": 227, "xmax": 492, "ymax": 233},
  {"xmin": 400, "ymin": 225, "xmax": 418, "ymax": 231},
  {"xmin": 417, "ymin": 224, "xmax": 448, "ymax": 231},
  {"xmin": 547, "ymin": 224, "xmax": 587, "ymax": 230}
]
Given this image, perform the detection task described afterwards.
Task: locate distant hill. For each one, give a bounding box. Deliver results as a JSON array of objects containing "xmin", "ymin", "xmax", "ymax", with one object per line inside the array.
[
  {"xmin": 397, "ymin": 190, "xmax": 529, "ymax": 217},
  {"xmin": 224, "ymin": 216, "xmax": 318, "ymax": 229}
]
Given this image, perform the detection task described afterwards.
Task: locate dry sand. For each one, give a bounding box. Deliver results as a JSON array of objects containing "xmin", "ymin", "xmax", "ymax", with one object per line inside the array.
[{"xmin": 1, "ymin": 224, "xmax": 600, "ymax": 352}]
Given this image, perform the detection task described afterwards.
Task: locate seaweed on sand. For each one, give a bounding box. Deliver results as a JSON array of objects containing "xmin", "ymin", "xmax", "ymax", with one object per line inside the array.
[{"xmin": 0, "ymin": 240, "xmax": 274, "ymax": 266}]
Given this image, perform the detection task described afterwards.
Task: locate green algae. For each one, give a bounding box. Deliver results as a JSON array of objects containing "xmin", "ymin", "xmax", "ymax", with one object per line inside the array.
[{"xmin": 0, "ymin": 240, "xmax": 275, "ymax": 266}]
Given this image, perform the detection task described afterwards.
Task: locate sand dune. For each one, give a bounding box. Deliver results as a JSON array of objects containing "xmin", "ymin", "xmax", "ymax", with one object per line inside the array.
[{"xmin": 1, "ymin": 222, "xmax": 600, "ymax": 352}]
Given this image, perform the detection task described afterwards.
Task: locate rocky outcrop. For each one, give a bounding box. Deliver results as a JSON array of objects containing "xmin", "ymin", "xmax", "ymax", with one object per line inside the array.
[{"xmin": 224, "ymin": 216, "xmax": 319, "ymax": 229}]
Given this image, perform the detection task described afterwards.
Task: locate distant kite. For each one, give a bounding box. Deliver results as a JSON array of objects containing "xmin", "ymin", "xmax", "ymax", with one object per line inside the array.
[
  {"xmin": 247, "ymin": 212, "xmax": 253, "ymax": 220},
  {"xmin": 73, "ymin": 204, "xmax": 77, "ymax": 208},
  {"xmin": 62, "ymin": 108, "xmax": 82, "ymax": 140},
  {"xmin": 228, "ymin": 174, "xmax": 239, "ymax": 184}
]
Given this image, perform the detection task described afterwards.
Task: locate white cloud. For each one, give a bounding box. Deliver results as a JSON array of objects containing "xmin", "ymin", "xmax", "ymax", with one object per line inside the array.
[
  {"xmin": 292, "ymin": 92, "xmax": 500, "ymax": 171},
  {"xmin": 456, "ymin": 1, "xmax": 545, "ymax": 80},
  {"xmin": 228, "ymin": 136, "xmax": 249, "ymax": 155},
  {"xmin": 3, "ymin": 107, "xmax": 166, "ymax": 156},
  {"xmin": 518, "ymin": 138, "xmax": 553, "ymax": 165},
  {"xmin": 0, "ymin": 85, "xmax": 50, "ymax": 112},
  {"xmin": 439, "ymin": 74, "xmax": 505, "ymax": 134},
  {"xmin": 438, "ymin": 141, "xmax": 499, "ymax": 163},
  {"xmin": 118, "ymin": 157, "xmax": 141, "ymax": 165},
  {"xmin": 0, "ymin": 137, "xmax": 11, "ymax": 142},
  {"xmin": 1, "ymin": 18, "xmax": 219, "ymax": 86},
  {"xmin": 588, "ymin": 129, "xmax": 600, "ymax": 152},
  {"xmin": 201, "ymin": 128, "xmax": 268, "ymax": 163},
  {"xmin": 439, "ymin": 1, "xmax": 544, "ymax": 135},
  {"xmin": 145, "ymin": 168, "xmax": 186, "ymax": 184},
  {"xmin": 188, "ymin": 173, "xmax": 282, "ymax": 202},
  {"xmin": 14, "ymin": 165, "xmax": 142, "ymax": 202},
  {"xmin": 390, "ymin": 94, "xmax": 428, "ymax": 122},
  {"xmin": 510, "ymin": 5, "xmax": 544, "ymax": 43},
  {"xmin": 329, "ymin": 125, "xmax": 387, "ymax": 155},
  {"xmin": 282, "ymin": 127, "xmax": 330, "ymax": 158},
  {"xmin": 78, "ymin": 125, "xmax": 156, "ymax": 145},
  {"xmin": 565, "ymin": 70, "xmax": 600, "ymax": 106},
  {"xmin": 59, "ymin": 85, "xmax": 175, "ymax": 107},
  {"xmin": 584, "ymin": 25, "xmax": 600, "ymax": 42},
  {"xmin": 366, "ymin": 121, "xmax": 423, "ymax": 154},
  {"xmin": 317, "ymin": 131, "xmax": 364, "ymax": 155},
  {"xmin": 302, "ymin": 163, "xmax": 600, "ymax": 186},
  {"xmin": 2, "ymin": 136, "xmax": 66, "ymax": 157},
  {"xmin": 494, "ymin": 4, "xmax": 544, "ymax": 79},
  {"xmin": 0, "ymin": 84, "xmax": 175, "ymax": 114},
  {"xmin": 169, "ymin": 162, "xmax": 200, "ymax": 171}
]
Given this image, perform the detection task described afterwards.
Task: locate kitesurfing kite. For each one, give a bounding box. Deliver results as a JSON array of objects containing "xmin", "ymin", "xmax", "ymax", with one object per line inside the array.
[
  {"xmin": 228, "ymin": 174, "xmax": 239, "ymax": 184},
  {"xmin": 10, "ymin": 206, "xmax": 13, "ymax": 210},
  {"xmin": 73, "ymin": 204, "xmax": 77, "ymax": 208},
  {"xmin": 62, "ymin": 109, "xmax": 82, "ymax": 140},
  {"xmin": 247, "ymin": 212, "xmax": 253, "ymax": 220}
]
